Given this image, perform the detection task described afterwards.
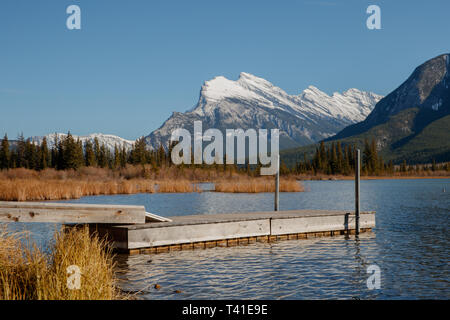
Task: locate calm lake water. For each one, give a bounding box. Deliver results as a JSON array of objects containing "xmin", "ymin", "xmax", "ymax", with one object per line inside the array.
[{"xmin": 5, "ymin": 179, "xmax": 450, "ymax": 299}]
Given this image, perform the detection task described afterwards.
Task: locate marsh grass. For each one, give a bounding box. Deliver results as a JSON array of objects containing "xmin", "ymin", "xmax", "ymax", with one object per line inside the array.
[
  {"xmin": 0, "ymin": 167, "xmax": 307, "ymax": 200},
  {"xmin": 0, "ymin": 179, "xmax": 155, "ymax": 201},
  {"xmin": 156, "ymin": 180, "xmax": 202, "ymax": 193},
  {"xmin": 214, "ymin": 177, "xmax": 304, "ymax": 193},
  {"xmin": 0, "ymin": 226, "xmax": 123, "ymax": 300}
]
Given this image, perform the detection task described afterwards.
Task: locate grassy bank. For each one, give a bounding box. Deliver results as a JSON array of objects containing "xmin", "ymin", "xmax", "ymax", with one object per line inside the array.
[
  {"xmin": 2, "ymin": 165, "xmax": 444, "ymax": 201},
  {"xmin": 0, "ymin": 179, "xmax": 156, "ymax": 201},
  {"xmin": 0, "ymin": 226, "xmax": 123, "ymax": 300},
  {"xmin": 215, "ymin": 178, "xmax": 304, "ymax": 193},
  {"xmin": 0, "ymin": 167, "xmax": 305, "ymax": 201},
  {"xmin": 292, "ymin": 171, "xmax": 450, "ymax": 181},
  {"xmin": 0, "ymin": 167, "xmax": 204, "ymax": 201}
]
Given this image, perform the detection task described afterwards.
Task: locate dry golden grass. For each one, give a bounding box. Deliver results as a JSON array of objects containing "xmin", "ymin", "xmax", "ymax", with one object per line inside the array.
[
  {"xmin": 0, "ymin": 168, "xmax": 213, "ymax": 201},
  {"xmin": 0, "ymin": 167, "xmax": 311, "ymax": 200},
  {"xmin": 0, "ymin": 179, "xmax": 155, "ymax": 201},
  {"xmin": 117, "ymin": 164, "xmax": 240, "ymax": 181},
  {"xmin": 214, "ymin": 178, "xmax": 304, "ymax": 193},
  {"xmin": 292, "ymin": 171, "xmax": 450, "ymax": 181},
  {"xmin": 0, "ymin": 167, "xmax": 116, "ymax": 181},
  {"xmin": 0, "ymin": 226, "xmax": 122, "ymax": 300},
  {"xmin": 156, "ymin": 180, "xmax": 201, "ymax": 193}
]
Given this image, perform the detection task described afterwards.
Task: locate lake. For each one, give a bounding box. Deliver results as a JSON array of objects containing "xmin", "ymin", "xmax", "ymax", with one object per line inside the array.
[{"xmin": 5, "ymin": 179, "xmax": 450, "ymax": 299}]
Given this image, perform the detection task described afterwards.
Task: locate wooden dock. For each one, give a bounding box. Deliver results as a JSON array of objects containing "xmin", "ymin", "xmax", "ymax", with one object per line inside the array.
[
  {"xmin": 91, "ymin": 210, "xmax": 376, "ymax": 255},
  {"xmin": 0, "ymin": 202, "xmax": 376, "ymax": 255}
]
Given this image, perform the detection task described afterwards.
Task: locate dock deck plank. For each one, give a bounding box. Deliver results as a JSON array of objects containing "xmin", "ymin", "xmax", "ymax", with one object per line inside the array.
[{"xmin": 0, "ymin": 201, "xmax": 146, "ymax": 224}]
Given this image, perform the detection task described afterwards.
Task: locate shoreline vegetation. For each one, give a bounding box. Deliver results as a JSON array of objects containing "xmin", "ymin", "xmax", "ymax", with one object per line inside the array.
[
  {"xmin": 0, "ymin": 225, "xmax": 123, "ymax": 300},
  {"xmin": 215, "ymin": 178, "xmax": 303, "ymax": 193},
  {"xmin": 0, "ymin": 167, "xmax": 303, "ymax": 201},
  {"xmin": 0, "ymin": 133, "xmax": 448, "ymax": 201},
  {"xmin": 0, "ymin": 166, "xmax": 448, "ymax": 201}
]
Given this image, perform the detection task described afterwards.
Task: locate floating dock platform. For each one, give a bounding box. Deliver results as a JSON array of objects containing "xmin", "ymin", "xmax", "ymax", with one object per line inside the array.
[
  {"xmin": 0, "ymin": 201, "xmax": 376, "ymax": 255},
  {"xmin": 93, "ymin": 210, "xmax": 376, "ymax": 255}
]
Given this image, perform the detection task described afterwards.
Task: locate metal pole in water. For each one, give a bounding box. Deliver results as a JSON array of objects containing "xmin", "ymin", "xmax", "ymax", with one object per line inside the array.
[
  {"xmin": 275, "ymin": 154, "xmax": 280, "ymax": 211},
  {"xmin": 355, "ymin": 149, "xmax": 360, "ymax": 235}
]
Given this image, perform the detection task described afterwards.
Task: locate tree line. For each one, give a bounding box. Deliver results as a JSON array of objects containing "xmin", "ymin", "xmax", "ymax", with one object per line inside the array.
[
  {"xmin": 0, "ymin": 132, "xmax": 265, "ymax": 175},
  {"xmin": 292, "ymin": 139, "xmax": 450, "ymax": 175},
  {"xmin": 0, "ymin": 133, "xmax": 172, "ymax": 171},
  {"xmin": 1, "ymin": 133, "xmax": 448, "ymax": 175}
]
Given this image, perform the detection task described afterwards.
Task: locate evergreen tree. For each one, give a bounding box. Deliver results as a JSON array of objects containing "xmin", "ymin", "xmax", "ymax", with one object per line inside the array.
[
  {"xmin": 94, "ymin": 137, "xmax": 101, "ymax": 165},
  {"xmin": 97, "ymin": 144, "xmax": 108, "ymax": 168},
  {"xmin": 15, "ymin": 133, "xmax": 26, "ymax": 168},
  {"xmin": 50, "ymin": 134, "xmax": 58, "ymax": 168},
  {"xmin": 76, "ymin": 139, "xmax": 85, "ymax": 168},
  {"xmin": 330, "ymin": 142, "xmax": 337, "ymax": 174},
  {"xmin": 113, "ymin": 144, "xmax": 120, "ymax": 169},
  {"xmin": 343, "ymin": 145, "xmax": 350, "ymax": 174},
  {"xmin": 120, "ymin": 146, "xmax": 127, "ymax": 168},
  {"xmin": 130, "ymin": 137, "xmax": 148, "ymax": 165},
  {"xmin": 84, "ymin": 140, "xmax": 96, "ymax": 167},
  {"xmin": 336, "ymin": 141, "xmax": 343, "ymax": 173},
  {"xmin": 319, "ymin": 141, "xmax": 326, "ymax": 172},
  {"xmin": 24, "ymin": 138, "xmax": 38, "ymax": 169},
  {"xmin": 370, "ymin": 139, "xmax": 378, "ymax": 174},
  {"xmin": 60, "ymin": 133, "xmax": 84, "ymax": 170},
  {"xmin": 39, "ymin": 137, "xmax": 50, "ymax": 170},
  {"xmin": 0, "ymin": 134, "xmax": 10, "ymax": 169},
  {"xmin": 105, "ymin": 147, "xmax": 113, "ymax": 169},
  {"xmin": 157, "ymin": 144, "xmax": 166, "ymax": 167},
  {"xmin": 313, "ymin": 147, "xmax": 321, "ymax": 173}
]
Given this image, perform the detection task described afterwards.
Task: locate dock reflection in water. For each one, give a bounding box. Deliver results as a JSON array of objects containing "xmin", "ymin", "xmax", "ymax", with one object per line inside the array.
[{"xmin": 115, "ymin": 233, "xmax": 381, "ymax": 300}]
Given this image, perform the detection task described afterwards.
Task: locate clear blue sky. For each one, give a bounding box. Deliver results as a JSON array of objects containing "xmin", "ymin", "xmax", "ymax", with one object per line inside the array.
[{"xmin": 1, "ymin": 0, "xmax": 449, "ymax": 140}]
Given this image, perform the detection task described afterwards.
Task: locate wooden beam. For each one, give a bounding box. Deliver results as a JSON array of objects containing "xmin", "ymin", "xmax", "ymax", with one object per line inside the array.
[
  {"xmin": 0, "ymin": 201, "xmax": 146, "ymax": 224},
  {"xmin": 145, "ymin": 212, "xmax": 172, "ymax": 222}
]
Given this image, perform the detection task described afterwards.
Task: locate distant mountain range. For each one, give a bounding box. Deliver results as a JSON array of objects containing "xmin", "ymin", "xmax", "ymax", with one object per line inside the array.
[
  {"xmin": 283, "ymin": 53, "xmax": 450, "ymax": 165},
  {"xmin": 31, "ymin": 133, "xmax": 135, "ymax": 152},
  {"xmin": 27, "ymin": 54, "xmax": 450, "ymax": 166},
  {"xmin": 144, "ymin": 72, "xmax": 382, "ymax": 150}
]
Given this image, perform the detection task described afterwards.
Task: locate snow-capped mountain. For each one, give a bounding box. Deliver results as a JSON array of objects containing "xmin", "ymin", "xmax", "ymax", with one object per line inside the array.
[
  {"xmin": 145, "ymin": 72, "xmax": 382, "ymax": 150},
  {"xmin": 32, "ymin": 133, "xmax": 135, "ymax": 152}
]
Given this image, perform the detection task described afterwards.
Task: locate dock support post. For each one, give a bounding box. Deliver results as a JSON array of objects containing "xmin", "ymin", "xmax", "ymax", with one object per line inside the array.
[
  {"xmin": 355, "ymin": 149, "xmax": 360, "ymax": 235},
  {"xmin": 275, "ymin": 154, "xmax": 280, "ymax": 211}
]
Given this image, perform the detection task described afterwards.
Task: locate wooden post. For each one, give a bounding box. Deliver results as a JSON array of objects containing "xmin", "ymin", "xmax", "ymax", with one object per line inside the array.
[
  {"xmin": 355, "ymin": 149, "xmax": 360, "ymax": 235},
  {"xmin": 275, "ymin": 154, "xmax": 280, "ymax": 211}
]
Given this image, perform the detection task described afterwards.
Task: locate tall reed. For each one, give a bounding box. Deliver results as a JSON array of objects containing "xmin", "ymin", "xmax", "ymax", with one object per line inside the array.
[
  {"xmin": 156, "ymin": 180, "xmax": 201, "ymax": 193},
  {"xmin": 214, "ymin": 178, "xmax": 304, "ymax": 193},
  {"xmin": 0, "ymin": 226, "xmax": 122, "ymax": 300},
  {"xmin": 0, "ymin": 179, "xmax": 155, "ymax": 201}
]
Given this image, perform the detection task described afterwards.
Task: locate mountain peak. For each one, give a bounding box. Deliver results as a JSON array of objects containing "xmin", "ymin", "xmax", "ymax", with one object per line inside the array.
[
  {"xmin": 238, "ymin": 72, "xmax": 259, "ymax": 80},
  {"xmin": 200, "ymin": 74, "xmax": 260, "ymax": 103},
  {"xmin": 342, "ymin": 88, "xmax": 362, "ymax": 95},
  {"xmin": 331, "ymin": 53, "xmax": 450, "ymax": 144},
  {"xmin": 302, "ymin": 85, "xmax": 328, "ymax": 97},
  {"xmin": 237, "ymin": 72, "xmax": 272, "ymax": 86},
  {"xmin": 147, "ymin": 73, "xmax": 382, "ymax": 149},
  {"xmin": 372, "ymin": 53, "xmax": 450, "ymax": 120}
]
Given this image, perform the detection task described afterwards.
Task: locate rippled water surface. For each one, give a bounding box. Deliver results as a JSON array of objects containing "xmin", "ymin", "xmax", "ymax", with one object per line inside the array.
[{"xmin": 6, "ymin": 179, "xmax": 450, "ymax": 299}]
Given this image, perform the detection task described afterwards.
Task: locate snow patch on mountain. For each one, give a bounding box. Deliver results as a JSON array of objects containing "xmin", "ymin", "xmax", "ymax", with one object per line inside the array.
[
  {"xmin": 146, "ymin": 73, "xmax": 382, "ymax": 149},
  {"xmin": 194, "ymin": 73, "xmax": 381, "ymax": 122}
]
